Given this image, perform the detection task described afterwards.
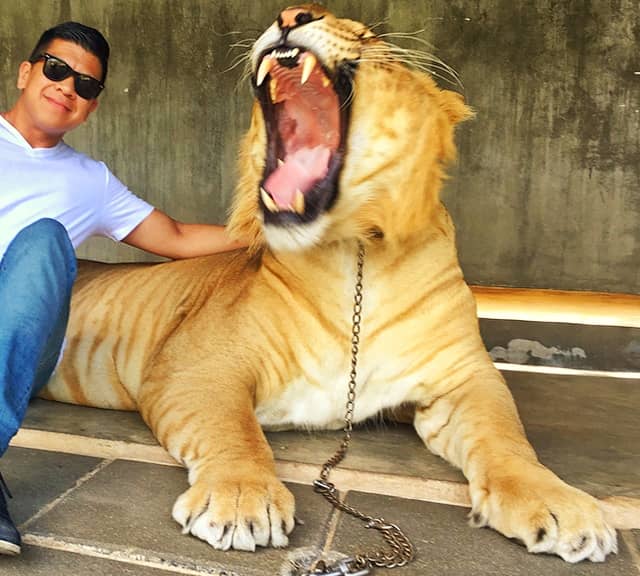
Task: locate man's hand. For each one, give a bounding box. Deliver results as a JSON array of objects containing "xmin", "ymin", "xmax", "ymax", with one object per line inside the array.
[{"xmin": 123, "ymin": 209, "xmax": 247, "ymax": 259}]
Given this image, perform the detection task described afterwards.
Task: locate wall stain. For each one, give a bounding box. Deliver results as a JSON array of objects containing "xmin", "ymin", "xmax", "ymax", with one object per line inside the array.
[{"xmin": 0, "ymin": 1, "xmax": 638, "ymax": 292}]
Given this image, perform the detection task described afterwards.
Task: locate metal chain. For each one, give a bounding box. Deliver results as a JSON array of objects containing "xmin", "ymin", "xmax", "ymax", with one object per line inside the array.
[{"xmin": 309, "ymin": 240, "xmax": 415, "ymax": 573}]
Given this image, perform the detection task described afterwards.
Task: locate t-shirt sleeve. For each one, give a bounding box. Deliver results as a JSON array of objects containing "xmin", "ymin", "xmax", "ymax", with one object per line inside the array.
[{"xmin": 100, "ymin": 163, "xmax": 154, "ymax": 241}]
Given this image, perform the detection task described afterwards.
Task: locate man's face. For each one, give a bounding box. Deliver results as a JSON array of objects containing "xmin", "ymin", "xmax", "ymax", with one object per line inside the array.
[{"xmin": 16, "ymin": 38, "xmax": 102, "ymax": 142}]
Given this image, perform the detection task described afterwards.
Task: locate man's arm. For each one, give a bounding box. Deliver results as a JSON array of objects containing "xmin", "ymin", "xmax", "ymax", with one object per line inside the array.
[{"xmin": 122, "ymin": 209, "xmax": 246, "ymax": 259}]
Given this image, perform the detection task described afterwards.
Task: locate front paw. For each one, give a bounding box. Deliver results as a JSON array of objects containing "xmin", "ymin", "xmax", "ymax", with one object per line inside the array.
[
  {"xmin": 470, "ymin": 465, "xmax": 617, "ymax": 562},
  {"xmin": 172, "ymin": 472, "xmax": 295, "ymax": 551}
]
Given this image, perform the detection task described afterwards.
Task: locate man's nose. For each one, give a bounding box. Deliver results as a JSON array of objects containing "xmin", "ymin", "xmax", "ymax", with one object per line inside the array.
[{"xmin": 57, "ymin": 76, "xmax": 76, "ymax": 98}]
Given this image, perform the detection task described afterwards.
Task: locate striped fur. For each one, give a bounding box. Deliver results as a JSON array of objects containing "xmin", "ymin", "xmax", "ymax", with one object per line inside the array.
[{"xmin": 45, "ymin": 5, "xmax": 616, "ymax": 561}]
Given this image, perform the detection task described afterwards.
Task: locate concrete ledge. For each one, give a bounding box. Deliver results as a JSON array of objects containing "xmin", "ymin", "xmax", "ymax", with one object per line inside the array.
[{"xmin": 472, "ymin": 286, "xmax": 640, "ymax": 328}]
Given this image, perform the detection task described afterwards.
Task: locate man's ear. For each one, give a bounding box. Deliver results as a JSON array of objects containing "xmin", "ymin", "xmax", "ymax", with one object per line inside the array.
[
  {"xmin": 16, "ymin": 61, "xmax": 33, "ymax": 90},
  {"xmin": 88, "ymin": 98, "xmax": 99, "ymax": 115}
]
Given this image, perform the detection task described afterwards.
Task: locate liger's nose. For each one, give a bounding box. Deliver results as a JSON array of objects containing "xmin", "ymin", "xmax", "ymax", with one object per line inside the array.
[{"xmin": 277, "ymin": 7, "xmax": 315, "ymax": 31}]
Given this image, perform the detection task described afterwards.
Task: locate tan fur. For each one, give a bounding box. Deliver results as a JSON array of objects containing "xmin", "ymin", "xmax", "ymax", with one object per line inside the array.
[{"xmin": 45, "ymin": 5, "xmax": 616, "ymax": 561}]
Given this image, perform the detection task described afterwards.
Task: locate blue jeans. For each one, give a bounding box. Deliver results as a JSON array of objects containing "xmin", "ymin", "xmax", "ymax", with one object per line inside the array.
[{"xmin": 0, "ymin": 219, "xmax": 77, "ymax": 456}]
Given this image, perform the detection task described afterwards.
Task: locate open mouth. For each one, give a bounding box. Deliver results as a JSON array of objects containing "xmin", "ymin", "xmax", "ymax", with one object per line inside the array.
[{"xmin": 254, "ymin": 46, "xmax": 353, "ymax": 225}]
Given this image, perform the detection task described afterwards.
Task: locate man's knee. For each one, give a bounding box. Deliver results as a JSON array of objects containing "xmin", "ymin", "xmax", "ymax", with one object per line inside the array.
[
  {"xmin": 6, "ymin": 219, "xmax": 77, "ymax": 281},
  {"xmin": 21, "ymin": 218, "xmax": 75, "ymax": 259}
]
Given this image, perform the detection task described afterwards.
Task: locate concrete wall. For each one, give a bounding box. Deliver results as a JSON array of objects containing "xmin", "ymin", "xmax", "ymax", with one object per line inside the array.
[{"xmin": 1, "ymin": 1, "xmax": 638, "ymax": 293}]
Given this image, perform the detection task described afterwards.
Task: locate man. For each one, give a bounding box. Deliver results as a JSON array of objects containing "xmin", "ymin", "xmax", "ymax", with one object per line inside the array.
[{"xmin": 0, "ymin": 22, "xmax": 245, "ymax": 555}]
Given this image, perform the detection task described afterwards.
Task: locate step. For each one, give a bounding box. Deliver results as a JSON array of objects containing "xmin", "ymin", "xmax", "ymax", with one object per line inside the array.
[{"xmin": 4, "ymin": 370, "xmax": 640, "ymax": 574}]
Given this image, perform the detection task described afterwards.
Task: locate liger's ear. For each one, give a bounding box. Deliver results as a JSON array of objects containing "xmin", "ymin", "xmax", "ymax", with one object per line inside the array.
[
  {"xmin": 440, "ymin": 90, "xmax": 475, "ymax": 125},
  {"xmin": 437, "ymin": 90, "xmax": 474, "ymax": 162}
]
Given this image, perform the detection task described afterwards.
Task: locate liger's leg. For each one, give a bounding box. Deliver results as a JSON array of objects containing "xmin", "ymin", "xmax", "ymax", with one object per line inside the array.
[
  {"xmin": 138, "ymin": 357, "xmax": 295, "ymax": 552},
  {"xmin": 414, "ymin": 366, "xmax": 617, "ymax": 562}
]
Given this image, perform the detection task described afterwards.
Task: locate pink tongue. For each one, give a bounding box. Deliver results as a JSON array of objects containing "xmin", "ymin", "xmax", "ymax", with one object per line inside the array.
[{"xmin": 264, "ymin": 146, "xmax": 331, "ymax": 208}]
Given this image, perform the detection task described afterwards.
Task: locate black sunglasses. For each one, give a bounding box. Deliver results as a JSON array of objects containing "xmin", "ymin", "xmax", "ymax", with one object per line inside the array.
[{"xmin": 31, "ymin": 53, "xmax": 104, "ymax": 100}]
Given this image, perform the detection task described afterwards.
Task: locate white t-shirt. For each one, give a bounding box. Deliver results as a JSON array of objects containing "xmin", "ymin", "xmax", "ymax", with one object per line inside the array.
[{"xmin": 0, "ymin": 115, "xmax": 154, "ymax": 260}]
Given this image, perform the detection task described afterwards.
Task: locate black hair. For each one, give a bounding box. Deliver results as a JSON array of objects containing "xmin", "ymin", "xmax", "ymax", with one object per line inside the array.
[{"xmin": 28, "ymin": 21, "xmax": 110, "ymax": 83}]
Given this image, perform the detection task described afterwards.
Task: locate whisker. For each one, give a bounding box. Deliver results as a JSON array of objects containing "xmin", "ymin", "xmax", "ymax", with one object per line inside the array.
[
  {"xmin": 229, "ymin": 39, "xmax": 257, "ymax": 49},
  {"xmin": 233, "ymin": 61, "xmax": 254, "ymax": 94},
  {"xmin": 359, "ymin": 57, "xmax": 464, "ymax": 90},
  {"xmin": 223, "ymin": 57, "xmax": 250, "ymax": 74},
  {"xmin": 360, "ymin": 41, "xmax": 464, "ymax": 90},
  {"xmin": 214, "ymin": 25, "xmax": 264, "ymax": 38},
  {"xmin": 377, "ymin": 30, "xmax": 435, "ymax": 49},
  {"xmin": 365, "ymin": 18, "xmax": 391, "ymax": 33},
  {"xmin": 342, "ymin": 87, "xmax": 355, "ymax": 110}
]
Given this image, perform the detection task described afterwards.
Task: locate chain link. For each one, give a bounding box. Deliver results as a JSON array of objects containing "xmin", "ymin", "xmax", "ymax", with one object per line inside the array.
[{"xmin": 311, "ymin": 241, "xmax": 415, "ymax": 573}]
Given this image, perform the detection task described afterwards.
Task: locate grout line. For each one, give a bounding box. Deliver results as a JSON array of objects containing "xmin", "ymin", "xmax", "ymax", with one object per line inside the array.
[
  {"xmin": 621, "ymin": 531, "xmax": 640, "ymax": 574},
  {"xmin": 18, "ymin": 459, "xmax": 115, "ymax": 531},
  {"xmin": 21, "ymin": 533, "xmax": 241, "ymax": 575},
  {"xmin": 317, "ymin": 491, "xmax": 344, "ymax": 557},
  {"xmin": 280, "ymin": 491, "xmax": 346, "ymax": 575}
]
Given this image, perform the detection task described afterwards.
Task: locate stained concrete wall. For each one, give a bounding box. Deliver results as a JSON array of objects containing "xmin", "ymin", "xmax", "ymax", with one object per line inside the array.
[{"xmin": 1, "ymin": 1, "xmax": 638, "ymax": 293}]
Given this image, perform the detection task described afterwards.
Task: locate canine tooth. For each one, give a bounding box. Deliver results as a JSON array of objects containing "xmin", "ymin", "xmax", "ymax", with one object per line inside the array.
[
  {"xmin": 261, "ymin": 187, "xmax": 278, "ymax": 212},
  {"xmin": 293, "ymin": 189, "xmax": 305, "ymax": 214},
  {"xmin": 322, "ymin": 75, "xmax": 331, "ymax": 88},
  {"xmin": 278, "ymin": 158, "xmax": 284, "ymax": 167},
  {"xmin": 301, "ymin": 53, "xmax": 317, "ymax": 85},
  {"xmin": 269, "ymin": 78, "xmax": 278, "ymax": 103},
  {"xmin": 257, "ymin": 56, "xmax": 275, "ymax": 87}
]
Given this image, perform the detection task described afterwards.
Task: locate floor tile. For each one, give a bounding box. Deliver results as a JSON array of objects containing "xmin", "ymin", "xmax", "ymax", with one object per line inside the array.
[
  {"xmin": 25, "ymin": 459, "xmax": 334, "ymax": 576},
  {"xmin": 628, "ymin": 530, "xmax": 640, "ymax": 573},
  {"xmin": 0, "ymin": 545, "xmax": 189, "ymax": 575},
  {"xmin": 509, "ymin": 372, "xmax": 640, "ymax": 499},
  {"xmin": 332, "ymin": 491, "xmax": 637, "ymax": 575},
  {"xmin": 1, "ymin": 447, "xmax": 102, "ymax": 526}
]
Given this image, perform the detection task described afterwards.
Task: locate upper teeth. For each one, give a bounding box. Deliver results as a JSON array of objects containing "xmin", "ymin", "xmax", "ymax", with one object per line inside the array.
[
  {"xmin": 256, "ymin": 48, "xmax": 324, "ymax": 88},
  {"xmin": 272, "ymin": 47, "xmax": 300, "ymax": 60}
]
